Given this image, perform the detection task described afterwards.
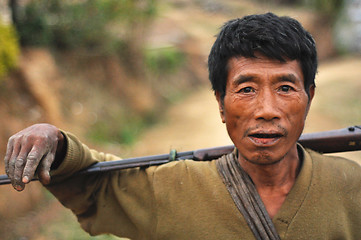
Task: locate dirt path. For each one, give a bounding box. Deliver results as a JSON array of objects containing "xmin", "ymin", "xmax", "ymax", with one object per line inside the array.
[{"xmin": 132, "ymin": 56, "xmax": 361, "ymax": 164}]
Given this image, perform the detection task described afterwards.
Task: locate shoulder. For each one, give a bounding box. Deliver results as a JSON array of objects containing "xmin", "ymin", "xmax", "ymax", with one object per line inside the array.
[
  {"xmin": 306, "ymin": 148, "xmax": 360, "ymax": 173},
  {"xmin": 305, "ymin": 148, "xmax": 361, "ymax": 190}
]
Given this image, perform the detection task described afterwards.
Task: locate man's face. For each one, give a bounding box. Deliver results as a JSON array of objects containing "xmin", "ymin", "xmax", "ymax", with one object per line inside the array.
[{"xmin": 216, "ymin": 55, "xmax": 314, "ymax": 165}]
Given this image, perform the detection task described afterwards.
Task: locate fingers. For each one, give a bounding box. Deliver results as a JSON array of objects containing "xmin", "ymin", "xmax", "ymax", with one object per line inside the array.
[
  {"xmin": 9, "ymin": 139, "xmax": 36, "ymax": 191},
  {"xmin": 4, "ymin": 124, "xmax": 62, "ymax": 191},
  {"xmin": 12, "ymin": 146, "xmax": 29, "ymax": 190},
  {"xmin": 6, "ymin": 139, "xmax": 23, "ymax": 190},
  {"xmin": 22, "ymin": 145, "xmax": 47, "ymax": 184}
]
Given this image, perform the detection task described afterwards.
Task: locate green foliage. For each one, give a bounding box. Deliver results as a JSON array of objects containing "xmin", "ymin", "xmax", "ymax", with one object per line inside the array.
[
  {"xmin": 15, "ymin": 0, "xmax": 157, "ymax": 53},
  {"xmin": 15, "ymin": 1, "xmax": 51, "ymax": 46},
  {"xmin": 145, "ymin": 46, "xmax": 185, "ymax": 74},
  {"xmin": 0, "ymin": 20, "xmax": 19, "ymax": 80}
]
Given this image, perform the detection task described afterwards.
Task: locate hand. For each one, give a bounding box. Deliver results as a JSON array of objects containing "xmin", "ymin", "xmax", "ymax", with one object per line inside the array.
[{"xmin": 4, "ymin": 123, "xmax": 65, "ymax": 191}]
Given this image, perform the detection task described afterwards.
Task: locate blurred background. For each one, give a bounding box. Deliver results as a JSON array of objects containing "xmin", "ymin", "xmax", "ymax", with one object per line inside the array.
[{"xmin": 0, "ymin": 0, "xmax": 360, "ymax": 239}]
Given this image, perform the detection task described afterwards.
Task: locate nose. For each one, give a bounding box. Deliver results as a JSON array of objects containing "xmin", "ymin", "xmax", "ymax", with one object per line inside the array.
[{"xmin": 254, "ymin": 89, "xmax": 281, "ymax": 121}]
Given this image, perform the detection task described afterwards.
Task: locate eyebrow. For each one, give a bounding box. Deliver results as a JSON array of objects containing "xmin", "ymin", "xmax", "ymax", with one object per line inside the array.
[
  {"xmin": 232, "ymin": 75, "xmax": 255, "ymax": 87},
  {"xmin": 279, "ymin": 74, "xmax": 299, "ymax": 84}
]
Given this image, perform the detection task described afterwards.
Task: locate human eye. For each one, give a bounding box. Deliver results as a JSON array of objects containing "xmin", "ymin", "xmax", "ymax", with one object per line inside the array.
[
  {"xmin": 279, "ymin": 85, "xmax": 294, "ymax": 93},
  {"xmin": 238, "ymin": 86, "xmax": 255, "ymax": 94}
]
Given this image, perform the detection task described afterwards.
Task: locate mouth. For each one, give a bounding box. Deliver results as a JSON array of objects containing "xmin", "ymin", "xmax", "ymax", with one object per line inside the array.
[{"xmin": 248, "ymin": 132, "xmax": 283, "ymax": 146}]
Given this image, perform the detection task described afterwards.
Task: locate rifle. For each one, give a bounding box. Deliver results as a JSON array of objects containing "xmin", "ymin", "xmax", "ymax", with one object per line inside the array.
[{"xmin": 0, "ymin": 126, "xmax": 360, "ymax": 185}]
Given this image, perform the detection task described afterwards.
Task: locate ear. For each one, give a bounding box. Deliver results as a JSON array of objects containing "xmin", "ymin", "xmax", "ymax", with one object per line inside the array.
[
  {"xmin": 215, "ymin": 91, "xmax": 226, "ymax": 123},
  {"xmin": 306, "ymin": 84, "xmax": 315, "ymax": 115}
]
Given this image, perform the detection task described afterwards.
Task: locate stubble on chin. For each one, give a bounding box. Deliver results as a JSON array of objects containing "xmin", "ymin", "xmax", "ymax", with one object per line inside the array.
[{"xmin": 239, "ymin": 151, "xmax": 285, "ymax": 166}]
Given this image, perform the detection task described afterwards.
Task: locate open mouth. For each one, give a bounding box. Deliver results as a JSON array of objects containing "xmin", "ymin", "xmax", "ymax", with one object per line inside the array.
[
  {"xmin": 249, "ymin": 133, "xmax": 283, "ymax": 138},
  {"xmin": 248, "ymin": 132, "xmax": 283, "ymax": 146}
]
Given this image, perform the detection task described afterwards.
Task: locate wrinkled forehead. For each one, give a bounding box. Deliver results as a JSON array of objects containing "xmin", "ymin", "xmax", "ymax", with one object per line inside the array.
[{"xmin": 226, "ymin": 55, "xmax": 304, "ymax": 83}]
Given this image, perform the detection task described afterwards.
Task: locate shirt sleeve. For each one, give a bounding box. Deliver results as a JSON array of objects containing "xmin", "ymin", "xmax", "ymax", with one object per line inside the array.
[{"xmin": 45, "ymin": 131, "xmax": 157, "ymax": 239}]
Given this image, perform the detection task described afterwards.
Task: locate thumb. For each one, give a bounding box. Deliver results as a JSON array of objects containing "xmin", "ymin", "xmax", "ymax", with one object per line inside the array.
[{"xmin": 37, "ymin": 152, "xmax": 54, "ymax": 185}]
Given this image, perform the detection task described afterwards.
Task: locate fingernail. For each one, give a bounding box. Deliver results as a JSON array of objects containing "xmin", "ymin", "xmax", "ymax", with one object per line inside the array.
[{"xmin": 22, "ymin": 176, "xmax": 29, "ymax": 183}]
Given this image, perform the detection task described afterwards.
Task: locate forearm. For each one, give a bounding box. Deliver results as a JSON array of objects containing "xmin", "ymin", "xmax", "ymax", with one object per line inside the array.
[{"xmin": 44, "ymin": 133, "xmax": 157, "ymax": 238}]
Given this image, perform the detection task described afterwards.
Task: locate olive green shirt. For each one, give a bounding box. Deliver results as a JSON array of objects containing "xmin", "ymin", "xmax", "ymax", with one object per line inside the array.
[{"xmin": 47, "ymin": 132, "xmax": 361, "ymax": 239}]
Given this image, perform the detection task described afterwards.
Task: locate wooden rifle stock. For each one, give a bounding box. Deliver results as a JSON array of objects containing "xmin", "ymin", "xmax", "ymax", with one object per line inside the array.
[
  {"xmin": 297, "ymin": 126, "xmax": 361, "ymax": 153},
  {"xmin": 0, "ymin": 126, "xmax": 360, "ymax": 185}
]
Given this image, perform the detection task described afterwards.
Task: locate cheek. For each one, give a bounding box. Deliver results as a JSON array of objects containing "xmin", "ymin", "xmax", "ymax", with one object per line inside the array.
[
  {"xmin": 223, "ymin": 98, "xmax": 250, "ymax": 124},
  {"xmin": 223, "ymin": 99, "xmax": 251, "ymax": 138},
  {"xmin": 285, "ymin": 98, "xmax": 310, "ymax": 131},
  {"xmin": 295, "ymin": 95, "xmax": 310, "ymax": 117}
]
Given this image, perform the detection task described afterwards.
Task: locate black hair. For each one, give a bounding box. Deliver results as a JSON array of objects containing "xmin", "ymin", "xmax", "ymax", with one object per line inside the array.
[{"xmin": 208, "ymin": 12, "xmax": 317, "ymax": 100}]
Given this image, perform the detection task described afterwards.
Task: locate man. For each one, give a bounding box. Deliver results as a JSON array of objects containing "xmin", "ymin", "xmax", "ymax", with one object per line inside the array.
[{"xmin": 4, "ymin": 13, "xmax": 361, "ymax": 239}]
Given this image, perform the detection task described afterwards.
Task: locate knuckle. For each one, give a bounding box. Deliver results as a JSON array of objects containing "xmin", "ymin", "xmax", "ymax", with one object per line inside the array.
[
  {"xmin": 22, "ymin": 133, "xmax": 36, "ymax": 144},
  {"xmin": 34, "ymin": 135, "xmax": 51, "ymax": 147},
  {"xmin": 27, "ymin": 153, "xmax": 39, "ymax": 162},
  {"xmin": 41, "ymin": 161, "xmax": 52, "ymax": 171},
  {"xmin": 15, "ymin": 158, "xmax": 26, "ymax": 168},
  {"xmin": 9, "ymin": 158, "xmax": 16, "ymax": 168},
  {"xmin": 9, "ymin": 134, "xmax": 22, "ymax": 144}
]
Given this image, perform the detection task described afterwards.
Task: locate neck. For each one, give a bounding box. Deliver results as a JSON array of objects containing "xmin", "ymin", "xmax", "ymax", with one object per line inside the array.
[
  {"xmin": 238, "ymin": 145, "xmax": 300, "ymax": 190},
  {"xmin": 238, "ymin": 145, "xmax": 301, "ymax": 218}
]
